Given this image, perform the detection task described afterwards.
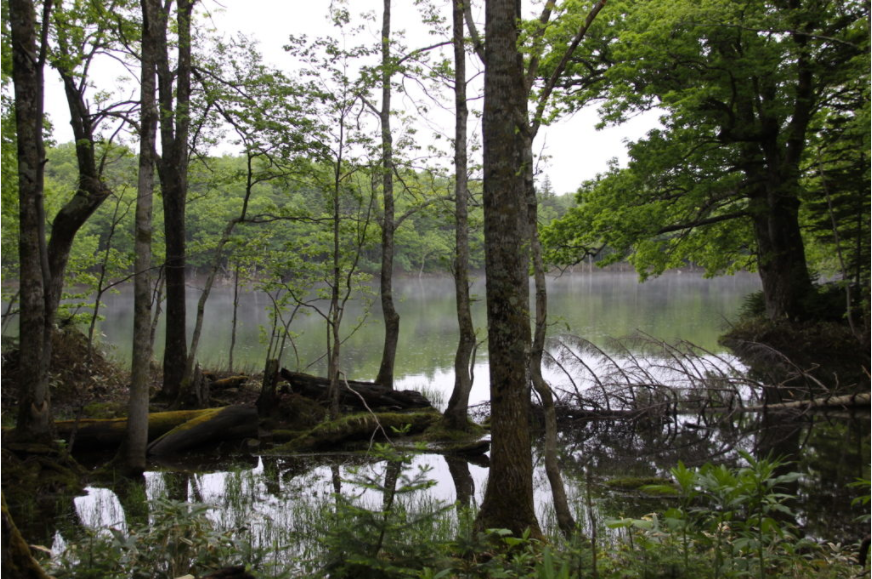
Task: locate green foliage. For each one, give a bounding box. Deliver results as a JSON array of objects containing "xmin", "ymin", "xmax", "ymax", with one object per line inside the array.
[
  {"xmin": 319, "ymin": 443, "xmax": 453, "ymax": 579},
  {"xmin": 542, "ymin": 0, "xmax": 869, "ymax": 303},
  {"xmin": 604, "ymin": 452, "xmax": 857, "ymax": 579},
  {"xmin": 47, "ymin": 497, "xmax": 291, "ymax": 579}
]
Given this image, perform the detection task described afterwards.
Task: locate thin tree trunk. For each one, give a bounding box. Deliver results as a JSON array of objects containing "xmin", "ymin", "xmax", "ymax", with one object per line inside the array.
[
  {"xmin": 443, "ymin": 0, "xmax": 476, "ymax": 431},
  {"xmin": 122, "ymin": 0, "xmax": 159, "ymax": 476},
  {"xmin": 181, "ymin": 221, "xmax": 237, "ymax": 402},
  {"xmin": 376, "ymin": 0, "xmax": 400, "ymax": 390},
  {"xmin": 228, "ymin": 263, "xmax": 240, "ymax": 372},
  {"xmin": 149, "ymin": 268, "xmax": 164, "ymax": 351},
  {"xmin": 328, "ymin": 151, "xmax": 343, "ymax": 419},
  {"xmin": 475, "ymin": 0, "xmax": 541, "ymax": 538},
  {"xmin": 87, "ymin": 196, "xmax": 129, "ymax": 361},
  {"xmin": 10, "ymin": 0, "xmax": 54, "ymax": 441},
  {"xmin": 526, "ymin": 149, "xmax": 575, "ymax": 535}
]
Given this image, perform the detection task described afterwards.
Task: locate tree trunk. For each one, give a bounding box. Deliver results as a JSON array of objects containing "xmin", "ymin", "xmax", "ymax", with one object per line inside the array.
[
  {"xmin": 376, "ymin": 0, "xmax": 400, "ymax": 390},
  {"xmin": 257, "ymin": 359, "xmax": 280, "ymax": 418},
  {"xmin": 750, "ymin": 188, "xmax": 814, "ymax": 321},
  {"xmin": 443, "ymin": 0, "xmax": 477, "ymax": 431},
  {"xmin": 10, "ymin": 0, "xmax": 54, "ymax": 442},
  {"xmin": 154, "ymin": 0, "xmax": 194, "ymax": 400},
  {"xmin": 525, "ymin": 142, "xmax": 576, "ymax": 536},
  {"xmin": 122, "ymin": 0, "xmax": 159, "ymax": 476},
  {"xmin": 475, "ymin": 0, "xmax": 541, "ymax": 538},
  {"xmin": 47, "ymin": 66, "xmax": 113, "ymax": 321},
  {"xmin": 229, "ymin": 263, "xmax": 241, "ymax": 372}
]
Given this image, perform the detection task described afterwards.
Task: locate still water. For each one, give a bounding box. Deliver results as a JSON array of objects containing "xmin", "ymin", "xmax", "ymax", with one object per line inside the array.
[
  {"xmin": 46, "ymin": 270, "xmax": 868, "ymax": 567},
  {"xmin": 94, "ymin": 270, "xmax": 761, "ymax": 405}
]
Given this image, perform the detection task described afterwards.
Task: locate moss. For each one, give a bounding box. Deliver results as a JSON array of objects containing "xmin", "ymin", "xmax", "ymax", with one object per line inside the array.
[
  {"xmin": 82, "ymin": 401, "xmax": 127, "ymax": 419},
  {"xmin": 420, "ymin": 417, "xmax": 486, "ymax": 442},
  {"xmin": 268, "ymin": 410, "xmax": 440, "ymax": 453},
  {"xmin": 277, "ymin": 394, "xmax": 328, "ymax": 430}
]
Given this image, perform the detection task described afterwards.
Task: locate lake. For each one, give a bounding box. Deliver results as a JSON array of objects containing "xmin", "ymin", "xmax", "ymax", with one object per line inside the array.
[
  {"xmin": 93, "ymin": 270, "xmax": 762, "ymax": 406},
  {"xmin": 13, "ymin": 270, "xmax": 870, "ymax": 570}
]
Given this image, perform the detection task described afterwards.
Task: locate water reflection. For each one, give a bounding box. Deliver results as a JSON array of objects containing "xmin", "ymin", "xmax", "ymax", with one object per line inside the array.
[{"xmin": 62, "ymin": 412, "xmax": 869, "ymax": 564}]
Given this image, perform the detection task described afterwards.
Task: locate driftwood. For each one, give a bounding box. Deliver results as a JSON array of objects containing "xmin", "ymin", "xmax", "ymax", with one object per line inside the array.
[
  {"xmin": 280, "ymin": 369, "xmax": 432, "ymax": 410},
  {"xmin": 147, "ymin": 405, "xmax": 258, "ymax": 456},
  {"xmin": 743, "ymin": 392, "xmax": 870, "ymax": 412}
]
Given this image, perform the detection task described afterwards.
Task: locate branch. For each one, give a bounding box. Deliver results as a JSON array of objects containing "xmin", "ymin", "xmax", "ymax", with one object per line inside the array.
[
  {"xmin": 463, "ymin": 1, "xmax": 485, "ymax": 64},
  {"xmin": 656, "ymin": 210, "xmax": 747, "ymax": 235},
  {"xmin": 530, "ymin": 0, "xmax": 608, "ymax": 137}
]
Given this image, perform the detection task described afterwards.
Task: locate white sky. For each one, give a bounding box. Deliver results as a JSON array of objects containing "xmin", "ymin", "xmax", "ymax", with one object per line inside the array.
[{"xmin": 43, "ymin": 0, "xmax": 661, "ymax": 196}]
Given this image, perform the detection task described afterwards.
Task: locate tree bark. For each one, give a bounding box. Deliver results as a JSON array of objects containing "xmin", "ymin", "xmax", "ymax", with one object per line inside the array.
[
  {"xmin": 122, "ymin": 0, "xmax": 159, "ymax": 476},
  {"xmin": 154, "ymin": 0, "xmax": 194, "ymax": 400},
  {"xmin": 443, "ymin": 0, "xmax": 477, "ymax": 431},
  {"xmin": 475, "ymin": 0, "xmax": 541, "ymax": 538},
  {"xmin": 10, "ymin": 0, "xmax": 54, "ymax": 442},
  {"xmin": 376, "ymin": 0, "xmax": 400, "ymax": 390},
  {"xmin": 750, "ymin": 184, "xmax": 814, "ymax": 321},
  {"xmin": 47, "ymin": 66, "xmax": 113, "ymax": 321}
]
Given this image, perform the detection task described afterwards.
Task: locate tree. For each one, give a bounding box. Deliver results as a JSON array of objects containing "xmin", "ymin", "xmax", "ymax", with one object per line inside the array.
[
  {"xmin": 474, "ymin": 0, "xmax": 540, "ymax": 537},
  {"xmin": 121, "ymin": 0, "xmax": 159, "ymax": 475},
  {"xmin": 442, "ymin": 0, "xmax": 477, "ymax": 431},
  {"xmin": 46, "ymin": 0, "xmax": 135, "ymax": 324},
  {"xmin": 154, "ymin": 0, "xmax": 194, "ymax": 400},
  {"xmin": 9, "ymin": 0, "xmax": 54, "ymax": 440},
  {"xmin": 374, "ymin": 0, "xmax": 401, "ymax": 390},
  {"xmin": 544, "ymin": 0, "xmax": 869, "ymax": 322}
]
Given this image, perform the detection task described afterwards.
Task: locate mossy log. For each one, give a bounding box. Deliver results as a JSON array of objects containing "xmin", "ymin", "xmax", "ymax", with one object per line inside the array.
[
  {"xmin": 280, "ymin": 369, "xmax": 432, "ymax": 410},
  {"xmin": 147, "ymin": 405, "xmax": 258, "ymax": 456},
  {"xmin": 270, "ymin": 410, "xmax": 440, "ymax": 453},
  {"xmin": 45, "ymin": 409, "xmax": 219, "ymax": 449}
]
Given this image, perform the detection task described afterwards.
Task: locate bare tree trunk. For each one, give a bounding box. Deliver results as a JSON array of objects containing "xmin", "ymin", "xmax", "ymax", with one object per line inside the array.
[
  {"xmin": 181, "ymin": 220, "xmax": 239, "ymax": 402},
  {"xmin": 149, "ymin": 268, "xmax": 164, "ymax": 351},
  {"xmin": 122, "ymin": 0, "xmax": 159, "ymax": 476},
  {"xmin": 10, "ymin": 0, "xmax": 54, "ymax": 441},
  {"xmin": 475, "ymin": 0, "xmax": 541, "ymax": 538},
  {"xmin": 154, "ymin": 0, "xmax": 194, "ymax": 400},
  {"xmin": 443, "ymin": 0, "xmax": 476, "ymax": 431},
  {"xmin": 228, "ymin": 263, "xmax": 241, "ymax": 372},
  {"xmin": 376, "ymin": 0, "xmax": 400, "ymax": 390}
]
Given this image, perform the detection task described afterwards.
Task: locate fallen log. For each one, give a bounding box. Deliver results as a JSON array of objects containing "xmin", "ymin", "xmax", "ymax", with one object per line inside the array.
[
  {"xmin": 742, "ymin": 392, "xmax": 870, "ymax": 412},
  {"xmin": 269, "ymin": 410, "xmax": 439, "ymax": 453},
  {"xmin": 45, "ymin": 409, "xmax": 219, "ymax": 450},
  {"xmin": 280, "ymin": 369, "xmax": 432, "ymax": 410},
  {"xmin": 147, "ymin": 405, "xmax": 258, "ymax": 456}
]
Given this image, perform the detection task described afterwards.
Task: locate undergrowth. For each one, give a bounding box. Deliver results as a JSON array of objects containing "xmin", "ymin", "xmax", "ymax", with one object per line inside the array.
[{"xmin": 41, "ymin": 449, "xmax": 866, "ymax": 579}]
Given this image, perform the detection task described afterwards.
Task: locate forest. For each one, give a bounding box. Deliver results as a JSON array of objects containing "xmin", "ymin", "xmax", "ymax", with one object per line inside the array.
[{"xmin": 1, "ymin": 0, "xmax": 870, "ymax": 578}]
